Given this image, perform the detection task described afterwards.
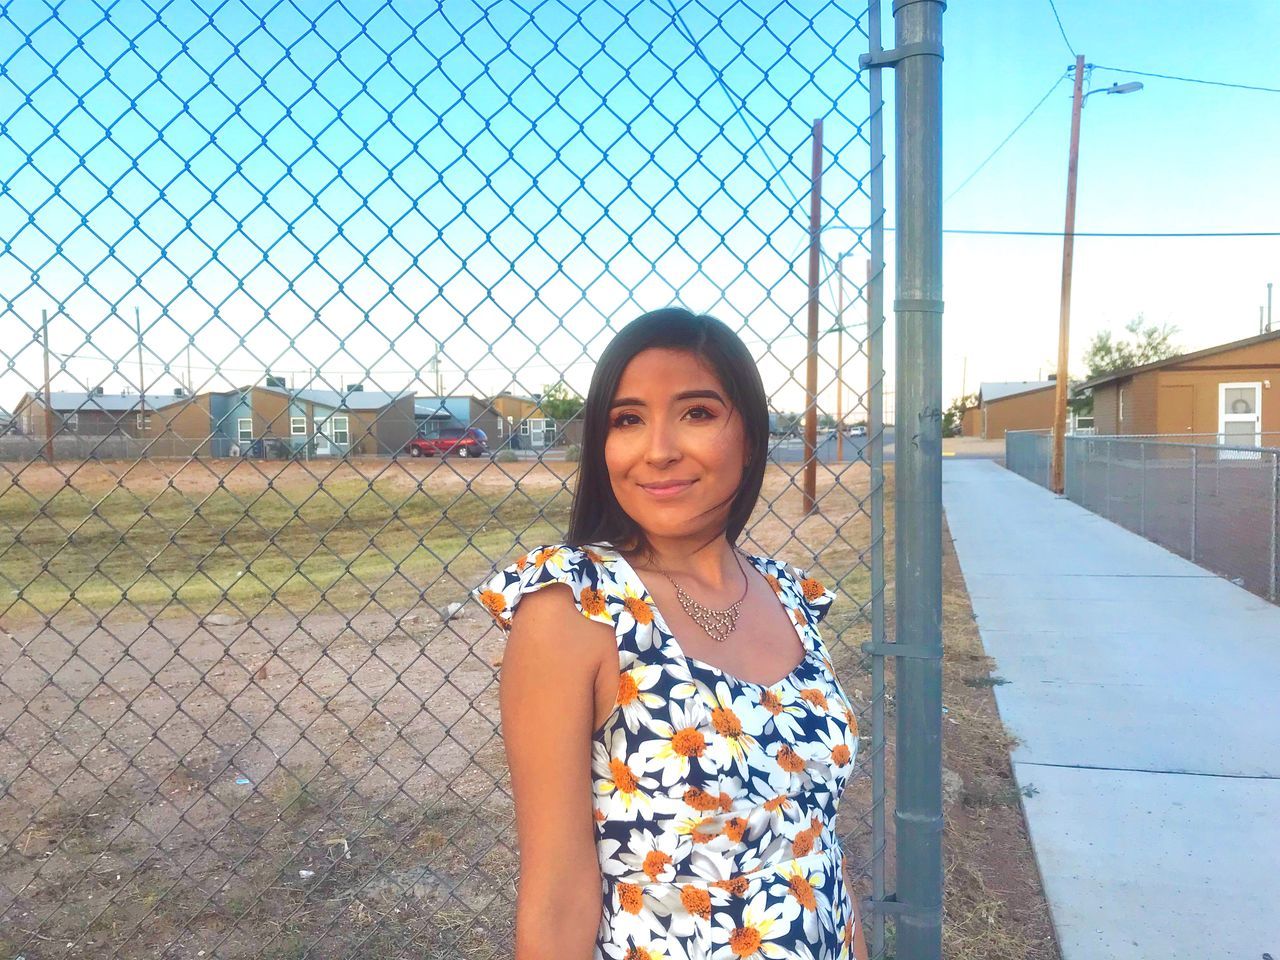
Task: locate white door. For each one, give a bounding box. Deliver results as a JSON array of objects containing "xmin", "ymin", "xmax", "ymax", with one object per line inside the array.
[
  {"xmin": 316, "ymin": 419, "xmax": 333, "ymax": 456},
  {"xmin": 528, "ymin": 418, "xmax": 546, "ymax": 448},
  {"xmin": 1218, "ymin": 382, "xmax": 1261, "ymax": 459}
]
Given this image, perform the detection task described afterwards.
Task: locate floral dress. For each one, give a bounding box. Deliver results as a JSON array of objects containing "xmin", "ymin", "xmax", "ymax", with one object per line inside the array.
[{"xmin": 474, "ymin": 542, "xmax": 861, "ymax": 960}]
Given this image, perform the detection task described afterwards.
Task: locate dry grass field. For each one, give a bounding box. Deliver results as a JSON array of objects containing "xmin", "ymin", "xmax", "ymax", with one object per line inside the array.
[{"xmin": 0, "ymin": 456, "xmax": 1056, "ymax": 959}]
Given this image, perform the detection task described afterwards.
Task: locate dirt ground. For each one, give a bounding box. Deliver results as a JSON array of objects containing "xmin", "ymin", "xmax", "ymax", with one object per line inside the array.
[{"xmin": 0, "ymin": 457, "xmax": 1057, "ymax": 959}]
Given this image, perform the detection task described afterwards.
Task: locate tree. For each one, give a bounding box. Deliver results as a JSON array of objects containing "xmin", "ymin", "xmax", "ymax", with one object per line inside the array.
[
  {"xmin": 538, "ymin": 381, "xmax": 584, "ymax": 421},
  {"xmin": 943, "ymin": 392, "xmax": 978, "ymax": 438},
  {"xmin": 1076, "ymin": 316, "xmax": 1180, "ymax": 416},
  {"xmin": 1082, "ymin": 315, "xmax": 1180, "ymax": 380}
]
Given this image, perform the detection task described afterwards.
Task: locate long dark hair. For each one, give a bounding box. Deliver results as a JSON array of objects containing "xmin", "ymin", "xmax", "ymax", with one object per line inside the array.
[{"xmin": 567, "ymin": 307, "xmax": 769, "ymax": 553}]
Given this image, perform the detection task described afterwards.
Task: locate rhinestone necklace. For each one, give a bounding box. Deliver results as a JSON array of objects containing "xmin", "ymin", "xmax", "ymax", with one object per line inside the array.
[{"xmin": 653, "ymin": 548, "xmax": 750, "ymax": 643}]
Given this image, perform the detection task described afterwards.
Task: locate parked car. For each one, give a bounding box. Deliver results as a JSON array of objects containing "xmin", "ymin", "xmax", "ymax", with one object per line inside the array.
[
  {"xmin": 848, "ymin": 425, "xmax": 868, "ymax": 438},
  {"xmin": 405, "ymin": 427, "xmax": 489, "ymax": 458}
]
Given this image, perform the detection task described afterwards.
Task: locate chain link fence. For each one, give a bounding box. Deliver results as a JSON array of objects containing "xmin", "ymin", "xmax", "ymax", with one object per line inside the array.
[
  {"xmin": 1065, "ymin": 436, "xmax": 1280, "ymax": 604},
  {"xmin": 0, "ymin": 2, "xmax": 919, "ymax": 958},
  {"xmin": 1003, "ymin": 428, "xmax": 1051, "ymax": 489}
]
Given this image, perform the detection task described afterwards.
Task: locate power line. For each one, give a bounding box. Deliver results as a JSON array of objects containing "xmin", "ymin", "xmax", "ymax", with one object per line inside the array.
[
  {"xmin": 1092, "ymin": 63, "xmax": 1280, "ymax": 95},
  {"xmin": 945, "ymin": 72, "xmax": 1068, "ymax": 202},
  {"xmin": 1045, "ymin": 0, "xmax": 1076, "ymax": 57}
]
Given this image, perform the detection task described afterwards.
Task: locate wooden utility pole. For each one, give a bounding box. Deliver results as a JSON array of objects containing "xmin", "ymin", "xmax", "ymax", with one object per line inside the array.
[
  {"xmin": 803, "ymin": 119, "xmax": 823, "ymax": 514},
  {"xmin": 836, "ymin": 254, "xmax": 845, "ymax": 463},
  {"xmin": 1052, "ymin": 54, "xmax": 1086, "ymax": 495},
  {"xmin": 41, "ymin": 309, "xmax": 55, "ymax": 461}
]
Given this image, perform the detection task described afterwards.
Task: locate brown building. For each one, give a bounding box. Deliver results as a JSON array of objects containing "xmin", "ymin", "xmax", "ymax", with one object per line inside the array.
[
  {"xmin": 1077, "ymin": 329, "xmax": 1278, "ymax": 442},
  {"xmin": 964, "ymin": 381, "xmax": 1058, "ymax": 439}
]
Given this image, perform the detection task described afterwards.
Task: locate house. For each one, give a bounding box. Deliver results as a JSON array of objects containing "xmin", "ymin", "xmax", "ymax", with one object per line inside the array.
[
  {"xmin": 962, "ymin": 381, "xmax": 1058, "ymax": 440},
  {"xmin": 12, "ymin": 387, "xmax": 193, "ymax": 439},
  {"xmin": 1076, "ymin": 329, "xmax": 1278, "ymax": 442},
  {"xmin": 230, "ymin": 385, "xmax": 417, "ymax": 457},
  {"xmin": 487, "ymin": 392, "xmax": 558, "ymax": 449},
  {"xmin": 414, "ymin": 396, "xmax": 504, "ymax": 444}
]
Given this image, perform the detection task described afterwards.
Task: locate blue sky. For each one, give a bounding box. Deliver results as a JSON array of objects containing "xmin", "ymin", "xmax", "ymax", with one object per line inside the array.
[
  {"xmin": 1, "ymin": 0, "xmax": 1277, "ymax": 418},
  {"xmin": 938, "ymin": 0, "xmax": 1280, "ymax": 400}
]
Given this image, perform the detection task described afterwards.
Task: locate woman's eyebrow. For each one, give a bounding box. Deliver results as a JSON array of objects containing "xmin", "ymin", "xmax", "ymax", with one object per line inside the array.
[{"xmin": 609, "ymin": 389, "xmax": 725, "ymax": 409}]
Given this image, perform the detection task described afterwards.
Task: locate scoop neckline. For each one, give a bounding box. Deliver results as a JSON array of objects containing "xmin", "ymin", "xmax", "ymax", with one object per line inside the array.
[{"xmin": 599, "ymin": 544, "xmax": 814, "ymax": 690}]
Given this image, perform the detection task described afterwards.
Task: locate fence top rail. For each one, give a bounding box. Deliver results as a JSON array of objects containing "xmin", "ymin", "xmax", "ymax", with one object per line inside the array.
[{"xmin": 1068, "ymin": 435, "xmax": 1280, "ymax": 455}]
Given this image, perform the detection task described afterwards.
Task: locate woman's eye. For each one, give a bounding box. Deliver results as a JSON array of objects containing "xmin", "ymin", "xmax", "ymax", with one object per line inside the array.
[
  {"xmin": 685, "ymin": 405, "xmax": 715, "ymax": 420},
  {"xmin": 611, "ymin": 412, "xmax": 641, "ymax": 428}
]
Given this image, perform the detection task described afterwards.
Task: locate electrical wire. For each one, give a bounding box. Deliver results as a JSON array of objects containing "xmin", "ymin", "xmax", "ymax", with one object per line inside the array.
[
  {"xmin": 945, "ymin": 72, "xmax": 1068, "ymax": 203},
  {"xmin": 1045, "ymin": 0, "xmax": 1076, "ymax": 57},
  {"xmin": 937, "ymin": 228, "xmax": 1280, "ymax": 238},
  {"xmin": 1092, "ymin": 63, "xmax": 1280, "ymax": 95}
]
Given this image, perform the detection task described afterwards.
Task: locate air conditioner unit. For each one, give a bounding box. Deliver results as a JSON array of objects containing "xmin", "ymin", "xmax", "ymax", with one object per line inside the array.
[
  {"xmin": 93, "ymin": 386, "xmax": 105, "ymax": 396},
  {"xmin": 346, "ymin": 383, "xmax": 364, "ymax": 393},
  {"xmin": 265, "ymin": 375, "xmax": 287, "ymax": 389},
  {"xmin": 174, "ymin": 387, "xmax": 186, "ymax": 397}
]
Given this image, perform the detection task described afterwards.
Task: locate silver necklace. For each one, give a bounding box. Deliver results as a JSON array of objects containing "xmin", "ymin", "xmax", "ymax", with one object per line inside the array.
[{"xmin": 653, "ymin": 548, "xmax": 750, "ymax": 643}]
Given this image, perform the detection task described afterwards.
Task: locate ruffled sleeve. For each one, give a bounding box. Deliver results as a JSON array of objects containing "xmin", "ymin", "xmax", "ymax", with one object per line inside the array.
[
  {"xmin": 471, "ymin": 543, "xmax": 615, "ymax": 632},
  {"xmin": 793, "ymin": 566, "xmax": 837, "ymax": 625}
]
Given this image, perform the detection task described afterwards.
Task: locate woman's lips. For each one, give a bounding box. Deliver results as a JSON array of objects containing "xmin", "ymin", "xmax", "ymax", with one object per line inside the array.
[{"xmin": 638, "ymin": 479, "xmax": 696, "ymax": 500}]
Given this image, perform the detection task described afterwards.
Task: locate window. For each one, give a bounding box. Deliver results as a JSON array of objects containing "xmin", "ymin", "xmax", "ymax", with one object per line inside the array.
[
  {"xmin": 1118, "ymin": 387, "xmax": 1126, "ymax": 423},
  {"xmin": 290, "ymin": 416, "xmax": 307, "ymax": 436},
  {"xmin": 64, "ymin": 412, "xmax": 78, "ymax": 432},
  {"xmin": 136, "ymin": 413, "xmax": 151, "ymax": 431},
  {"xmin": 520, "ymin": 421, "xmax": 530, "ymax": 436},
  {"xmin": 238, "ymin": 418, "xmax": 253, "ymax": 442},
  {"xmin": 330, "ymin": 415, "xmax": 349, "ymax": 445}
]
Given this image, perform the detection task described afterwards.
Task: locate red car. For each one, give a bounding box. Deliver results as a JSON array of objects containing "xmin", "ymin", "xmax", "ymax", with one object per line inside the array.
[{"xmin": 404, "ymin": 427, "xmax": 489, "ymax": 458}]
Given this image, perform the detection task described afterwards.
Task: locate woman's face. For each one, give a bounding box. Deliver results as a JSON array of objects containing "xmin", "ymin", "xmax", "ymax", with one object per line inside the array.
[{"xmin": 604, "ymin": 347, "xmax": 748, "ymax": 545}]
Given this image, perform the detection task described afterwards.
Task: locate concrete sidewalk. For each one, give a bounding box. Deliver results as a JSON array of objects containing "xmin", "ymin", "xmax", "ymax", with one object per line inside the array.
[{"xmin": 942, "ymin": 459, "xmax": 1280, "ymax": 960}]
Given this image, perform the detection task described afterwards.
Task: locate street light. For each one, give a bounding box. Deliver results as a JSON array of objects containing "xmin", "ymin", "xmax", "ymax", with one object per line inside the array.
[{"xmin": 1051, "ymin": 60, "xmax": 1143, "ymax": 494}]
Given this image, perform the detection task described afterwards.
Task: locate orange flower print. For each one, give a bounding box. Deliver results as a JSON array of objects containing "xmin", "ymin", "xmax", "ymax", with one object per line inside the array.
[
  {"xmin": 787, "ymin": 870, "xmax": 818, "ymax": 911},
  {"xmin": 800, "ymin": 577, "xmax": 826, "ymax": 601},
  {"xmin": 618, "ymin": 672, "xmax": 639, "ymax": 706},
  {"xmin": 680, "ymin": 884, "xmax": 712, "ymax": 920},
  {"xmin": 672, "ymin": 727, "xmax": 707, "ymax": 758},
  {"xmin": 514, "ymin": 554, "xmax": 528, "ymax": 571},
  {"xmin": 623, "ymin": 595, "xmax": 653, "ymax": 624},
  {"xmin": 478, "ymin": 589, "xmax": 506, "ymax": 619},
  {"xmin": 584, "ymin": 547, "xmax": 605, "ymax": 564},
  {"xmin": 831, "ymin": 744, "xmax": 852, "ymax": 766},
  {"xmin": 534, "ymin": 546, "xmax": 560, "ymax": 566},
  {"xmin": 712, "ymin": 874, "xmax": 750, "ymax": 896},
  {"xmin": 682, "ymin": 787, "xmax": 722, "ymax": 812},
  {"xmin": 792, "ymin": 607, "xmax": 807, "ymax": 626},
  {"xmin": 712, "ymin": 706, "xmax": 743, "ymax": 738},
  {"xmin": 776, "ymin": 744, "xmax": 807, "ymax": 773},
  {"xmin": 759, "ymin": 689, "xmax": 784, "ymax": 715},
  {"xmin": 764, "ymin": 573, "xmax": 783, "ymax": 594},
  {"xmin": 580, "ymin": 585, "xmax": 607, "ymax": 617},
  {"xmin": 617, "ymin": 881, "xmax": 644, "ymax": 914},
  {"xmin": 722, "ymin": 816, "xmax": 748, "ymax": 843},
  {"xmin": 799, "ymin": 688, "xmax": 829, "ymax": 711},
  {"xmin": 642, "ymin": 850, "xmax": 673, "ymax": 882},
  {"xmin": 791, "ymin": 828, "xmax": 815, "ymax": 858},
  {"xmin": 729, "ymin": 926, "xmax": 761, "ymax": 957}
]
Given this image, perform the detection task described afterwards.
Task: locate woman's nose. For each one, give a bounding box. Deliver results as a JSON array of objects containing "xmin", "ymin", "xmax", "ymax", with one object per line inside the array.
[{"xmin": 643, "ymin": 420, "xmax": 680, "ymax": 466}]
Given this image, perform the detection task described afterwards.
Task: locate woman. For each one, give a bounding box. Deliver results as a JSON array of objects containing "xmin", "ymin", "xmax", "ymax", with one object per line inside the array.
[{"xmin": 474, "ymin": 308, "xmax": 866, "ymax": 960}]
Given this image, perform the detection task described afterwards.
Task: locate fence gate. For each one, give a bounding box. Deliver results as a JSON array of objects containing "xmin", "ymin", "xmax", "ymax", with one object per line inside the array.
[{"xmin": 0, "ymin": 2, "xmax": 926, "ymax": 958}]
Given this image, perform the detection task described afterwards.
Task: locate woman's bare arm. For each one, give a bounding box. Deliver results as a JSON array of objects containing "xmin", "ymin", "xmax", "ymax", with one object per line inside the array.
[{"xmin": 500, "ymin": 585, "xmax": 611, "ymax": 960}]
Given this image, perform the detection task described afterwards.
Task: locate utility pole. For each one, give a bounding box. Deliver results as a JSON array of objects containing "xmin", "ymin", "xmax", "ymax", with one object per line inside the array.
[
  {"xmin": 803, "ymin": 118, "xmax": 823, "ymax": 514},
  {"xmin": 1268, "ymin": 282, "xmax": 1273, "ymax": 332},
  {"xmin": 1051, "ymin": 54, "xmax": 1086, "ymax": 495},
  {"xmin": 837, "ymin": 254, "xmax": 845, "ymax": 463},
  {"xmin": 41, "ymin": 309, "xmax": 55, "ymax": 461}
]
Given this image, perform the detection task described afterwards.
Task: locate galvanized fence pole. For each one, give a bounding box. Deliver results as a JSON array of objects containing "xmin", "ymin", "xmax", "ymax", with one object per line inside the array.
[
  {"xmin": 1140, "ymin": 440, "xmax": 1147, "ymax": 537},
  {"xmin": 1191, "ymin": 448, "xmax": 1199, "ymax": 563},
  {"xmin": 866, "ymin": 0, "xmax": 889, "ymax": 951},
  {"xmin": 891, "ymin": 0, "xmax": 944, "ymax": 954},
  {"xmin": 1271, "ymin": 451, "xmax": 1278, "ymax": 603}
]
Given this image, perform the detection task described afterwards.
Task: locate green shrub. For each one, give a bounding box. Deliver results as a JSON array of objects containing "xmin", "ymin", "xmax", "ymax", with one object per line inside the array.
[
  {"xmin": 493, "ymin": 449, "xmax": 518, "ymax": 463},
  {"xmin": 563, "ymin": 443, "xmax": 582, "ymax": 462}
]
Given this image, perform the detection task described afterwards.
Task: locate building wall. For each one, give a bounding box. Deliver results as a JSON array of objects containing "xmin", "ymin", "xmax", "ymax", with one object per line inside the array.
[
  {"xmin": 1153, "ymin": 340, "xmax": 1279, "ymax": 436},
  {"xmin": 1092, "ymin": 383, "xmax": 1119, "ymax": 435},
  {"xmin": 981, "ymin": 387, "xmax": 1057, "ymax": 439},
  {"xmin": 251, "ymin": 386, "xmax": 291, "ymax": 438},
  {"xmin": 960, "ymin": 407, "xmax": 980, "ymax": 437}
]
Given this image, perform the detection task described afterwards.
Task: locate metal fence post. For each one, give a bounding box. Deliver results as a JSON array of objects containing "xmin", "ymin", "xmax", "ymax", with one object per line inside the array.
[
  {"xmin": 1191, "ymin": 449, "xmax": 1198, "ymax": 563},
  {"xmin": 1271, "ymin": 451, "xmax": 1278, "ymax": 603},
  {"xmin": 1105, "ymin": 439, "xmax": 1112, "ymax": 519},
  {"xmin": 1140, "ymin": 441, "xmax": 1147, "ymax": 536},
  {"xmin": 890, "ymin": 0, "xmax": 944, "ymax": 955}
]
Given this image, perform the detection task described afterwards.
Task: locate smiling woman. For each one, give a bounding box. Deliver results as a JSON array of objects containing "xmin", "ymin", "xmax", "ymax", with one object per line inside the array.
[{"xmin": 473, "ymin": 308, "xmax": 867, "ymax": 960}]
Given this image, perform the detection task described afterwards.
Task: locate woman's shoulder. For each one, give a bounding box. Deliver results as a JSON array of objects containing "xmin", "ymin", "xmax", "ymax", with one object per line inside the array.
[
  {"xmin": 744, "ymin": 549, "xmax": 838, "ymax": 624},
  {"xmin": 472, "ymin": 541, "xmax": 622, "ymax": 631}
]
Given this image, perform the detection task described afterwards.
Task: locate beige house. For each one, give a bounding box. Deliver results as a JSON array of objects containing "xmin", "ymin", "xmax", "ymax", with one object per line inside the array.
[
  {"xmin": 962, "ymin": 381, "xmax": 1058, "ymax": 439},
  {"xmin": 1076, "ymin": 329, "xmax": 1278, "ymax": 442}
]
